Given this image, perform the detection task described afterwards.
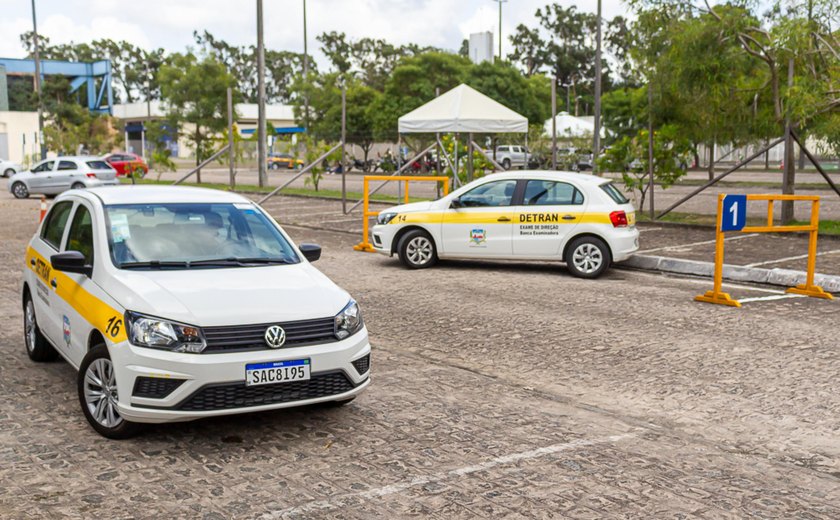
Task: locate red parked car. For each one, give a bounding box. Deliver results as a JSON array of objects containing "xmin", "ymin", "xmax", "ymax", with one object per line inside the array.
[{"xmin": 103, "ymin": 152, "xmax": 149, "ymax": 177}]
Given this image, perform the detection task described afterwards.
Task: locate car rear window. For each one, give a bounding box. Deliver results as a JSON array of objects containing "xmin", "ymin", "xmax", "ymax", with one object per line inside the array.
[
  {"xmin": 600, "ymin": 182, "xmax": 629, "ymax": 204},
  {"xmin": 87, "ymin": 160, "xmax": 112, "ymax": 170}
]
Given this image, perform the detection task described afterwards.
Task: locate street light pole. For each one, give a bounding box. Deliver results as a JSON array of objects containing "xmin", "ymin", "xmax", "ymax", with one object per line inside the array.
[
  {"xmin": 492, "ymin": 0, "xmax": 507, "ymax": 62},
  {"xmin": 256, "ymin": 0, "xmax": 267, "ymax": 188},
  {"xmin": 593, "ymin": 0, "xmax": 602, "ymax": 173},
  {"xmin": 303, "ymin": 0, "xmax": 310, "ymax": 131},
  {"xmin": 30, "ymin": 0, "xmax": 45, "ymax": 160}
]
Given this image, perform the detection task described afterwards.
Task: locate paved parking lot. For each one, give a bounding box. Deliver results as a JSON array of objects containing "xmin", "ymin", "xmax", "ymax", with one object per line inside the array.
[{"xmin": 1, "ymin": 192, "xmax": 839, "ymax": 518}]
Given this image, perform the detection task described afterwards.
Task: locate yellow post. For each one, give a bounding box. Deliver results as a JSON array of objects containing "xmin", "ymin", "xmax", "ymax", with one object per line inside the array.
[
  {"xmin": 767, "ymin": 200, "xmax": 774, "ymax": 228},
  {"xmin": 353, "ymin": 176, "xmax": 377, "ymax": 252},
  {"xmin": 695, "ymin": 194, "xmax": 741, "ymax": 307},
  {"xmin": 404, "ymin": 179, "xmax": 409, "ymax": 204},
  {"xmin": 786, "ymin": 197, "xmax": 833, "ymax": 299}
]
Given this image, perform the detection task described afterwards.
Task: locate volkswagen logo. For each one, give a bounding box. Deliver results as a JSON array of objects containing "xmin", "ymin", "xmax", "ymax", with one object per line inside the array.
[{"xmin": 264, "ymin": 325, "xmax": 286, "ymax": 348}]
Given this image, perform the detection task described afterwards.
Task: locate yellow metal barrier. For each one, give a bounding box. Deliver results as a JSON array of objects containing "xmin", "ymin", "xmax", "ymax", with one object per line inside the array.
[
  {"xmin": 353, "ymin": 175, "xmax": 450, "ymax": 253},
  {"xmin": 696, "ymin": 194, "xmax": 834, "ymax": 307}
]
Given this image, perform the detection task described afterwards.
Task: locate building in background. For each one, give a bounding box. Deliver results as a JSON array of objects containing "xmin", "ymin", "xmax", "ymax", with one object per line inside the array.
[{"xmin": 468, "ymin": 32, "xmax": 494, "ymax": 65}]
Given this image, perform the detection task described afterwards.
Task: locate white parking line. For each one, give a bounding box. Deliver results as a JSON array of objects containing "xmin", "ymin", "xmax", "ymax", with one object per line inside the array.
[
  {"xmin": 739, "ymin": 294, "xmax": 807, "ymax": 303},
  {"xmin": 262, "ymin": 433, "xmax": 636, "ymax": 519},
  {"xmin": 745, "ymin": 249, "xmax": 840, "ymax": 267},
  {"xmin": 628, "ymin": 270, "xmax": 786, "ymax": 294},
  {"xmin": 637, "ymin": 233, "xmax": 759, "ymax": 254}
]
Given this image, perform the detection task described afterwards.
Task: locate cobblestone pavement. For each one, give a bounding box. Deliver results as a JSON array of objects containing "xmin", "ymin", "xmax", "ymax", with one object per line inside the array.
[{"xmin": 1, "ymin": 193, "xmax": 839, "ymax": 519}]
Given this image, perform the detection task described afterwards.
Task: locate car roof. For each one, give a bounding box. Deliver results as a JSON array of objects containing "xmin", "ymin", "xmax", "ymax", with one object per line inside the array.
[
  {"xmin": 483, "ymin": 170, "xmax": 610, "ymax": 185},
  {"xmin": 64, "ymin": 185, "xmax": 252, "ymax": 205}
]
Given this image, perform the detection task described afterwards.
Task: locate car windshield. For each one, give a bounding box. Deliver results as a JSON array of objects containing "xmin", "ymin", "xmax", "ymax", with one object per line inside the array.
[{"xmin": 105, "ymin": 203, "xmax": 300, "ymax": 269}]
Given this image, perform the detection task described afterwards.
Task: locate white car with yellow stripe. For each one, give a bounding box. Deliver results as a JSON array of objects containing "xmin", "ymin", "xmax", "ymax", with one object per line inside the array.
[
  {"xmin": 22, "ymin": 186, "xmax": 370, "ymax": 438},
  {"xmin": 371, "ymin": 171, "xmax": 639, "ymax": 278}
]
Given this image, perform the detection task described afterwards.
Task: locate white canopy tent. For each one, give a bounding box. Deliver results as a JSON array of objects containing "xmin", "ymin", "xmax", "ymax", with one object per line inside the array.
[
  {"xmin": 396, "ymin": 84, "xmax": 528, "ymax": 186},
  {"xmin": 398, "ymin": 84, "xmax": 528, "ymax": 134},
  {"xmin": 544, "ymin": 112, "xmax": 606, "ymax": 139}
]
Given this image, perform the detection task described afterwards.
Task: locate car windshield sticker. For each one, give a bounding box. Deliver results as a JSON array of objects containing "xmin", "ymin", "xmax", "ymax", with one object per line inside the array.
[
  {"xmin": 110, "ymin": 213, "xmax": 130, "ymax": 242},
  {"xmin": 469, "ymin": 228, "xmax": 486, "ymax": 246},
  {"xmin": 63, "ymin": 315, "xmax": 71, "ymax": 347}
]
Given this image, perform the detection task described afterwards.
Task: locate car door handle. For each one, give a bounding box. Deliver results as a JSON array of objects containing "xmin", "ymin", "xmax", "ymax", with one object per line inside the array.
[
  {"xmin": 30, "ymin": 258, "xmax": 36, "ymax": 266},
  {"xmin": 497, "ymin": 216, "xmax": 511, "ymax": 222},
  {"xmin": 50, "ymin": 279, "xmax": 57, "ymax": 289},
  {"xmin": 562, "ymin": 215, "xmax": 577, "ymax": 220}
]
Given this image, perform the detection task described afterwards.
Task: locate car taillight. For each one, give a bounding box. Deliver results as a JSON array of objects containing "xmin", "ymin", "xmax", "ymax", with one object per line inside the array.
[
  {"xmin": 86, "ymin": 173, "xmax": 97, "ymax": 178},
  {"xmin": 609, "ymin": 210, "xmax": 628, "ymax": 228}
]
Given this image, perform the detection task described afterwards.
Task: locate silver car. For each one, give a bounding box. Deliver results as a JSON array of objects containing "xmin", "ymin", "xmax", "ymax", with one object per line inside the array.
[
  {"xmin": 1, "ymin": 158, "xmax": 23, "ymax": 178},
  {"xmin": 8, "ymin": 156, "xmax": 119, "ymax": 199}
]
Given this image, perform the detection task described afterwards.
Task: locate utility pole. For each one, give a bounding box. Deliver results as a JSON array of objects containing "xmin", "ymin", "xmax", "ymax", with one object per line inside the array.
[
  {"xmin": 551, "ymin": 78, "xmax": 557, "ymax": 170},
  {"xmin": 593, "ymin": 0, "xmax": 602, "ymax": 173},
  {"xmin": 341, "ymin": 81, "xmax": 347, "ymax": 213},
  {"xmin": 227, "ymin": 87, "xmax": 235, "ymax": 190},
  {"xmin": 256, "ymin": 0, "xmax": 267, "ymax": 188},
  {"xmin": 781, "ymin": 58, "xmax": 796, "ymax": 224},
  {"xmin": 303, "ymin": 0, "xmax": 310, "ymax": 131},
  {"xmin": 647, "ymin": 83, "xmax": 655, "ymax": 220},
  {"xmin": 561, "ymin": 83, "xmax": 571, "ymax": 113},
  {"xmin": 30, "ymin": 0, "xmax": 46, "ymax": 160},
  {"xmin": 492, "ymin": 0, "xmax": 507, "ymax": 62}
]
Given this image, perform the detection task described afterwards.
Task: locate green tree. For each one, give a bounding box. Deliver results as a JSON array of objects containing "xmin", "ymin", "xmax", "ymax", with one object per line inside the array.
[{"xmin": 158, "ymin": 53, "xmax": 238, "ymax": 170}]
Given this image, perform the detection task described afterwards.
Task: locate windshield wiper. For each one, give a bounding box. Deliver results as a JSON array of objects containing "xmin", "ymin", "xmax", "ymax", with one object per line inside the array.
[
  {"xmin": 119, "ymin": 260, "xmax": 190, "ymax": 269},
  {"xmin": 188, "ymin": 257, "xmax": 296, "ymax": 266}
]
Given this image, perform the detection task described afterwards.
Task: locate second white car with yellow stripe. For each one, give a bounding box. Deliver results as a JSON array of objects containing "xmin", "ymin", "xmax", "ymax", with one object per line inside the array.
[{"xmin": 371, "ymin": 171, "xmax": 639, "ymax": 278}]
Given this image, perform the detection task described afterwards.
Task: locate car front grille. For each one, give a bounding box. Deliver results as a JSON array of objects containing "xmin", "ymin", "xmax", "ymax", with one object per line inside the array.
[
  {"xmin": 132, "ymin": 376, "xmax": 185, "ymax": 399},
  {"xmin": 351, "ymin": 354, "xmax": 370, "ymax": 375},
  {"xmin": 202, "ymin": 317, "xmax": 336, "ymax": 353},
  {"xmin": 176, "ymin": 371, "xmax": 356, "ymax": 411}
]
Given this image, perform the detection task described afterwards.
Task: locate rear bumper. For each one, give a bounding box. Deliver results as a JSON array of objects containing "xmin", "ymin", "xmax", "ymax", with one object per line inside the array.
[
  {"xmin": 608, "ymin": 227, "xmax": 640, "ymax": 262},
  {"xmin": 110, "ymin": 328, "xmax": 371, "ymax": 423}
]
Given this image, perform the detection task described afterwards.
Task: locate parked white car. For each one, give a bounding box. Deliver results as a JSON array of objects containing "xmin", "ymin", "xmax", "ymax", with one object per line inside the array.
[
  {"xmin": 8, "ymin": 156, "xmax": 118, "ymax": 199},
  {"xmin": 1, "ymin": 157, "xmax": 23, "ymax": 178},
  {"xmin": 22, "ymin": 186, "xmax": 371, "ymax": 438},
  {"xmin": 371, "ymin": 171, "xmax": 639, "ymax": 279},
  {"xmin": 494, "ymin": 145, "xmax": 531, "ymax": 170}
]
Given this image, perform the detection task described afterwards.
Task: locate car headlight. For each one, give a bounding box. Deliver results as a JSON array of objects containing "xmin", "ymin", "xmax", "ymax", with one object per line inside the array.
[
  {"xmin": 334, "ymin": 300, "xmax": 363, "ymax": 340},
  {"xmin": 125, "ymin": 311, "xmax": 206, "ymax": 353},
  {"xmin": 377, "ymin": 212, "xmax": 398, "ymax": 225}
]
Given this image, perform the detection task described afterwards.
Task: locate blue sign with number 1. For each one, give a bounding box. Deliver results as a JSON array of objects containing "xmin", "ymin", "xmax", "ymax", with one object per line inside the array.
[{"xmin": 721, "ymin": 194, "xmax": 747, "ymax": 232}]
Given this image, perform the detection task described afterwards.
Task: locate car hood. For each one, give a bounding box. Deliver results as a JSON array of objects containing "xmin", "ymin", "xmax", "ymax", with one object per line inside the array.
[
  {"xmin": 383, "ymin": 200, "xmax": 438, "ymax": 214},
  {"xmin": 105, "ymin": 263, "xmax": 350, "ymax": 326}
]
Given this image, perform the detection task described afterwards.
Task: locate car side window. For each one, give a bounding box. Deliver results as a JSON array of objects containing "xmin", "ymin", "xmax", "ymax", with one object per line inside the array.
[
  {"xmin": 58, "ymin": 160, "xmax": 78, "ymax": 171},
  {"xmin": 523, "ymin": 180, "xmax": 584, "ymax": 206},
  {"xmin": 32, "ymin": 161, "xmax": 54, "ymax": 173},
  {"xmin": 65, "ymin": 205, "xmax": 95, "ymax": 267},
  {"xmin": 40, "ymin": 201, "xmax": 74, "ymax": 249},
  {"xmin": 459, "ymin": 180, "xmax": 518, "ymax": 208}
]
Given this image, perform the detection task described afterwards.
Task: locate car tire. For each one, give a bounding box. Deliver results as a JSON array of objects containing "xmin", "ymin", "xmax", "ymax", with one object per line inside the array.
[
  {"xmin": 78, "ymin": 344, "xmax": 143, "ymax": 439},
  {"xmin": 23, "ymin": 292, "xmax": 58, "ymax": 362},
  {"xmin": 71, "ymin": 182, "xmax": 86, "ymax": 190},
  {"xmin": 270, "ymin": 163, "xmax": 280, "ymax": 170},
  {"xmin": 397, "ymin": 229, "xmax": 437, "ymax": 269},
  {"xmin": 502, "ymin": 158, "xmax": 511, "ymax": 170},
  {"xmin": 565, "ymin": 236, "xmax": 611, "ymax": 279},
  {"xmin": 3, "ymin": 168, "xmax": 14, "ymax": 178},
  {"xmin": 12, "ymin": 182, "xmax": 29, "ymax": 199}
]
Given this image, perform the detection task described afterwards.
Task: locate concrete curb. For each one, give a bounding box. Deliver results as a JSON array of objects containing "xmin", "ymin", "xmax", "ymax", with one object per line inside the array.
[{"xmin": 618, "ymin": 254, "xmax": 840, "ymax": 293}]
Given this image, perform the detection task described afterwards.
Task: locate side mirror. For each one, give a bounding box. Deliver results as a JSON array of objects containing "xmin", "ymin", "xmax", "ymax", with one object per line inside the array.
[
  {"xmin": 299, "ymin": 243, "xmax": 321, "ymax": 262},
  {"xmin": 450, "ymin": 197, "xmax": 462, "ymax": 209},
  {"xmin": 51, "ymin": 251, "xmax": 92, "ymax": 276}
]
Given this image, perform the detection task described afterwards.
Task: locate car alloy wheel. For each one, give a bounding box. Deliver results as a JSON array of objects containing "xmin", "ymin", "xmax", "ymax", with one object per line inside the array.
[
  {"xmin": 3, "ymin": 168, "xmax": 14, "ymax": 178},
  {"xmin": 71, "ymin": 182, "xmax": 86, "ymax": 190},
  {"xmin": 83, "ymin": 358, "xmax": 123, "ymax": 429},
  {"xmin": 24, "ymin": 299, "xmax": 37, "ymax": 354},
  {"xmin": 572, "ymin": 243, "xmax": 603, "ymax": 275},
  {"xmin": 406, "ymin": 236, "xmax": 433, "ymax": 266},
  {"xmin": 12, "ymin": 182, "xmax": 28, "ymax": 199}
]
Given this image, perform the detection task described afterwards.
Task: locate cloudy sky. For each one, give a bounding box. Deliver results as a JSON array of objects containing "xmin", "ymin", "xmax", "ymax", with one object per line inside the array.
[{"xmin": 0, "ymin": 0, "xmax": 628, "ymax": 65}]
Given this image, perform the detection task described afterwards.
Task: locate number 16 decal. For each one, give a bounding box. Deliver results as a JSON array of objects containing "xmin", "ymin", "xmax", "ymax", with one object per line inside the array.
[{"xmin": 105, "ymin": 316, "xmax": 122, "ymax": 338}]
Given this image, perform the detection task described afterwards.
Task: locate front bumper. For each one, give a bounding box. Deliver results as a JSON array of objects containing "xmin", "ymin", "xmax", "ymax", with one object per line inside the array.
[
  {"xmin": 371, "ymin": 224, "xmax": 397, "ymax": 256},
  {"xmin": 109, "ymin": 327, "xmax": 371, "ymax": 423}
]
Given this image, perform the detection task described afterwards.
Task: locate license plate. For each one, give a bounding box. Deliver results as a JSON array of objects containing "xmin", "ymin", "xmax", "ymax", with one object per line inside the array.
[{"xmin": 245, "ymin": 359, "xmax": 310, "ymax": 386}]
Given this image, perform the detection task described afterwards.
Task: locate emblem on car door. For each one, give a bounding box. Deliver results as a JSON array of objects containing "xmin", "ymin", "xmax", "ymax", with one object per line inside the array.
[{"xmin": 264, "ymin": 325, "xmax": 286, "ymax": 348}]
